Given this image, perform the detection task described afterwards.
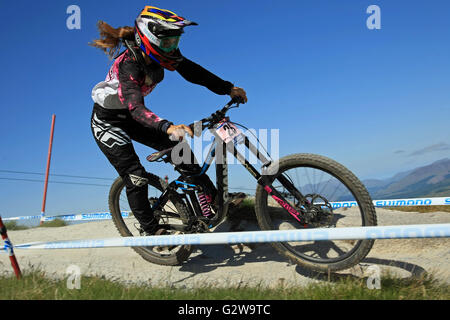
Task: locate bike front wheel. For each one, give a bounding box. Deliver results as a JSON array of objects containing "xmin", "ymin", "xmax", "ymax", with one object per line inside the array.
[{"xmin": 255, "ymin": 153, "xmax": 377, "ymax": 273}]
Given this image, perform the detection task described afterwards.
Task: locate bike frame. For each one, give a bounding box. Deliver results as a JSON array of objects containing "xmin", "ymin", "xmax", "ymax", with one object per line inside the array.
[{"xmin": 154, "ymin": 116, "xmax": 311, "ymax": 230}]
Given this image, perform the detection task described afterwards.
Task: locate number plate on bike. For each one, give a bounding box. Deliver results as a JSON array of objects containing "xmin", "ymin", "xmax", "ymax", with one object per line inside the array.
[{"xmin": 216, "ymin": 121, "xmax": 242, "ymax": 144}]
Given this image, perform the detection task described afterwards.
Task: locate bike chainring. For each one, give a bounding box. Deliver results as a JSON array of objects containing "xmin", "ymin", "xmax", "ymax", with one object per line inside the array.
[
  {"xmin": 187, "ymin": 219, "xmax": 211, "ymax": 234},
  {"xmin": 147, "ymin": 197, "xmax": 164, "ymax": 222}
]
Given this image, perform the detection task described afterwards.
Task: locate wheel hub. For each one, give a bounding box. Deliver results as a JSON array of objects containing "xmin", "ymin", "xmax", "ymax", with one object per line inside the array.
[{"xmin": 304, "ymin": 194, "xmax": 335, "ymax": 228}]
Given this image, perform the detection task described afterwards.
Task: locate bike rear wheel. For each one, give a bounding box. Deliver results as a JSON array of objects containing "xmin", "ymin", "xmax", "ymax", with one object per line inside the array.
[
  {"xmin": 255, "ymin": 153, "xmax": 377, "ymax": 273},
  {"xmin": 109, "ymin": 173, "xmax": 193, "ymax": 266}
]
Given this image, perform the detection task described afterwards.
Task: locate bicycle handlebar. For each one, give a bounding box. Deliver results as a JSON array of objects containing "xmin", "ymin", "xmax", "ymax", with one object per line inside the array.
[{"xmin": 188, "ymin": 97, "xmax": 243, "ymax": 136}]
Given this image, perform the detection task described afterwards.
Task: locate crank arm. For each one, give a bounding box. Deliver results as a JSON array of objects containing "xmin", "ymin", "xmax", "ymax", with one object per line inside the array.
[{"xmin": 159, "ymin": 224, "xmax": 189, "ymax": 232}]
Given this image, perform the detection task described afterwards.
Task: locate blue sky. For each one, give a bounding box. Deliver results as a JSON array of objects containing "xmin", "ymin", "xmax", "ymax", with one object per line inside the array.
[{"xmin": 1, "ymin": 0, "xmax": 449, "ymax": 218}]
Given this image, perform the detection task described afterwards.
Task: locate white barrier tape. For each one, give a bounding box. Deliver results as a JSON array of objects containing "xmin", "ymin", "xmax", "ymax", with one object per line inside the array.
[
  {"xmin": 42, "ymin": 211, "xmax": 131, "ymax": 222},
  {"xmin": 331, "ymin": 196, "xmax": 450, "ymax": 209},
  {"xmin": 2, "ymin": 196, "xmax": 449, "ymax": 223},
  {"xmin": 3, "ymin": 212, "xmax": 130, "ymax": 222},
  {"xmin": 3, "ymin": 215, "xmax": 42, "ymax": 221},
  {"xmin": 3, "ymin": 223, "xmax": 448, "ymax": 251}
]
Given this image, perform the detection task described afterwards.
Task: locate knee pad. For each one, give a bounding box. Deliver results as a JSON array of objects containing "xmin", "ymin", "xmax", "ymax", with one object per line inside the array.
[{"xmin": 124, "ymin": 170, "xmax": 149, "ymax": 188}]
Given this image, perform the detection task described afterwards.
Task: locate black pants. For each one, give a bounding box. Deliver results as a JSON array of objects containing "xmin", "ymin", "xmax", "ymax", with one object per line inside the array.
[{"xmin": 90, "ymin": 103, "xmax": 214, "ymax": 232}]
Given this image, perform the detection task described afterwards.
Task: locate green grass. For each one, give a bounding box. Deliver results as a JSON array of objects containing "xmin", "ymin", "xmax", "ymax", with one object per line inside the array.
[
  {"xmin": 3, "ymin": 221, "xmax": 29, "ymax": 231},
  {"xmin": 3, "ymin": 218, "xmax": 68, "ymax": 231},
  {"xmin": 0, "ymin": 270, "xmax": 448, "ymax": 300},
  {"xmin": 228, "ymin": 198, "xmax": 257, "ymax": 221},
  {"xmin": 39, "ymin": 218, "xmax": 68, "ymax": 228}
]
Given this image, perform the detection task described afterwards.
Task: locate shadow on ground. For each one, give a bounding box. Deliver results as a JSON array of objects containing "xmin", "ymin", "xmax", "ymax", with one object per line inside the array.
[{"xmin": 174, "ymin": 219, "xmax": 428, "ymax": 285}]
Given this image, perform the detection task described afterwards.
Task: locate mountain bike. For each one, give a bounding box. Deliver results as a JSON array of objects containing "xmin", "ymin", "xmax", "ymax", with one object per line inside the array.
[{"xmin": 108, "ymin": 98, "xmax": 377, "ymax": 273}]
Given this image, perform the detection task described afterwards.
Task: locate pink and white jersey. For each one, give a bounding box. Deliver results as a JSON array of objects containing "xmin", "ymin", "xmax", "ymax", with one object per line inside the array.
[{"xmin": 91, "ymin": 50, "xmax": 157, "ymax": 110}]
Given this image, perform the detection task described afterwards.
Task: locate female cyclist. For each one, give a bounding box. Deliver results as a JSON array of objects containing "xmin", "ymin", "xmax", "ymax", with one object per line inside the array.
[{"xmin": 89, "ymin": 6, "xmax": 247, "ymax": 235}]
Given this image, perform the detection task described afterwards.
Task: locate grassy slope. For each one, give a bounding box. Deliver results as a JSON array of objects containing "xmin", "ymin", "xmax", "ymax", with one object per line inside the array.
[
  {"xmin": 4, "ymin": 219, "xmax": 68, "ymax": 231},
  {"xmin": 0, "ymin": 271, "xmax": 449, "ymax": 300}
]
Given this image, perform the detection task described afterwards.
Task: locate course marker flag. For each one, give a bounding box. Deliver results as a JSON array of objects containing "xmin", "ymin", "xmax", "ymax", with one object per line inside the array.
[{"xmin": 0, "ymin": 216, "xmax": 22, "ymax": 278}]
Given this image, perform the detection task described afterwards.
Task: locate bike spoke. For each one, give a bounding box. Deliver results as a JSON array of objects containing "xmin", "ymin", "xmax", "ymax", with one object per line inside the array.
[{"xmin": 265, "ymin": 164, "xmax": 366, "ymax": 264}]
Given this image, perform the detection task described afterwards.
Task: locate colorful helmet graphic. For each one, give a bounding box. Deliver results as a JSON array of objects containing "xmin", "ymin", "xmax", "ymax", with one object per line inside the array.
[{"xmin": 135, "ymin": 6, "xmax": 198, "ymax": 71}]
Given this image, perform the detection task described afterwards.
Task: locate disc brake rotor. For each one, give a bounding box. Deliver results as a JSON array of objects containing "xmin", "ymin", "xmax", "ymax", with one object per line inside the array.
[{"xmin": 304, "ymin": 194, "xmax": 335, "ymax": 228}]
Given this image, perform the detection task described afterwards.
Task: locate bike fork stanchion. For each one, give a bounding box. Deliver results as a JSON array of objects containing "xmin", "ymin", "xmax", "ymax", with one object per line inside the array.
[
  {"xmin": 0, "ymin": 216, "xmax": 22, "ymax": 279},
  {"xmin": 225, "ymin": 135, "xmax": 309, "ymax": 225}
]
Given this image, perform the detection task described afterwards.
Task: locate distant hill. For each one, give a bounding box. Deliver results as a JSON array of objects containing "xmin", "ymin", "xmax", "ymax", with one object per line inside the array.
[
  {"xmin": 363, "ymin": 158, "xmax": 450, "ymax": 199},
  {"xmin": 276, "ymin": 158, "xmax": 450, "ymax": 202}
]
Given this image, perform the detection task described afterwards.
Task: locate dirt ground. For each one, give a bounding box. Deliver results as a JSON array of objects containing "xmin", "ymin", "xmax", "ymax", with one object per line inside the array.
[{"xmin": 1, "ymin": 208, "xmax": 449, "ymax": 288}]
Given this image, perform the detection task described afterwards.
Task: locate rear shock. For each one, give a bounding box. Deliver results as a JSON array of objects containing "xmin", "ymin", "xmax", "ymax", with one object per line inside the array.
[{"xmin": 197, "ymin": 191, "xmax": 213, "ymax": 218}]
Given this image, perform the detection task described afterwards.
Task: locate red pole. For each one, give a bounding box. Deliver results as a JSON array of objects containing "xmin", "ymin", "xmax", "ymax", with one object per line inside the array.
[
  {"xmin": 0, "ymin": 216, "xmax": 22, "ymax": 279},
  {"xmin": 40, "ymin": 114, "xmax": 56, "ymax": 225}
]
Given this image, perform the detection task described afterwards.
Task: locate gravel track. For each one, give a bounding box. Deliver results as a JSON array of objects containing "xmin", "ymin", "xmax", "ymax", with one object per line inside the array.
[{"xmin": 1, "ymin": 208, "xmax": 449, "ymax": 288}]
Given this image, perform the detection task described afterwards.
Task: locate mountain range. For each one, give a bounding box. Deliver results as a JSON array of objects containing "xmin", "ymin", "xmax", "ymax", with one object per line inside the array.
[
  {"xmin": 363, "ymin": 158, "xmax": 450, "ymax": 199},
  {"xmin": 243, "ymin": 158, "xmax": 450, "ymax": 201}
]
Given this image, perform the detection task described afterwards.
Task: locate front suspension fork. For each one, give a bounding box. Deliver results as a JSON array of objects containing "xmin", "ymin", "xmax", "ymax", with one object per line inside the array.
[{"xmin": 258, "ymin": 174, "xmax": 310, "ymax": 226}]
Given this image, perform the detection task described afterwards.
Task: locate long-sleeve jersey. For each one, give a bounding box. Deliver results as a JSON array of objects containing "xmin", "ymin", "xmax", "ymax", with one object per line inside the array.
[{"xmin": 91, "ymin": 47, "xmax": 234, "ymax": 133}]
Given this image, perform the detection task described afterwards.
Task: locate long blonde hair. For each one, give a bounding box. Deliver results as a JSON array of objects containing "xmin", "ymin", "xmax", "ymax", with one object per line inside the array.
[{"xmin": 89, "ymin": 21, "xmax": 134, "ymax": 59}]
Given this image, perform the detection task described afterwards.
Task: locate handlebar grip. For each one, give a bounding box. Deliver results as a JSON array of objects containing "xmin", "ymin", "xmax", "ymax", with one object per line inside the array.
[
  {"xmin": 230, "ymin": 96, "xmax": 245, "ymax": 105},
  {"xmin": 188, "ymin": 98, "xmax": 242, "ymax": 137}
]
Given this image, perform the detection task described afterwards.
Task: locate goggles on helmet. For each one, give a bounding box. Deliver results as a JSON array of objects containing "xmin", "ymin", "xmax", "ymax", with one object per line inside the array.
[{"xmin": 158, "ymin": 36, "xmax": 181, "ymax": 53}]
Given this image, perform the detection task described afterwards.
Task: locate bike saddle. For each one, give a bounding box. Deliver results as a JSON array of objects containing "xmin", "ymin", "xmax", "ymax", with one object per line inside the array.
[{"xmin": 146, "ymin": 147, "xmax": 173, "ymax": 162}]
